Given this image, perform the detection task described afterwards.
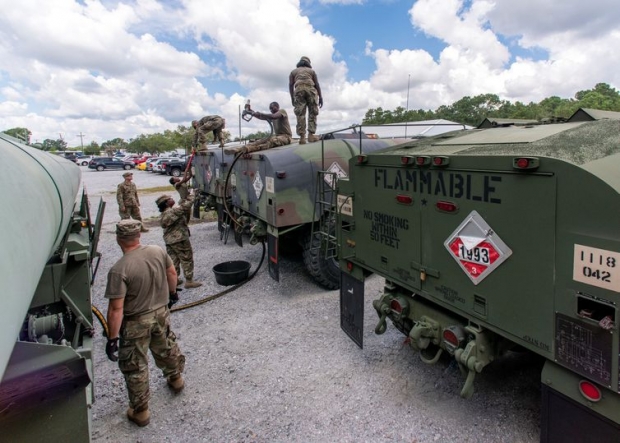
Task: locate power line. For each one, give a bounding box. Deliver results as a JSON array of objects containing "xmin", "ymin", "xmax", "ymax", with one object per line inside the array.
[{"xmin": 76, "ymin": 132, "xmax": 85, "ymax": 148}]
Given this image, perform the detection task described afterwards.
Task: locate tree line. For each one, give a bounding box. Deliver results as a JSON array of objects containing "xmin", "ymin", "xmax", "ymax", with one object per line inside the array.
[
  {"xmin": 363, "ymin": 83, "xmax": 620, "ymax": 126},
  {"xmin": 3, "ymin": 83, "xmax": 618, "ymax": 154}
]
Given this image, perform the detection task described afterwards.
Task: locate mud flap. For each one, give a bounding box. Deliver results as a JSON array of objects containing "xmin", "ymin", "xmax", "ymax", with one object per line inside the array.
[
  {"xmin": 541, "ymin": 361, "xmax": 620, "ymax": 443},
  {"xmin": 268, "ymin": 234, "xmax": 279, "ymax": 282},
  {"xmin": 340, "ymin": 272, "xmax": 364, "ymax": 349}
]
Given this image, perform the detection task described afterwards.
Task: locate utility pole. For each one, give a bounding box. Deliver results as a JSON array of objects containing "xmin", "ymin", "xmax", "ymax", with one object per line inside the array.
[
  {"xmin": 76, "ymin": 132, "xmax": 85, "ymax": 149},
  {"xmin": 405, "ymin": 74, "xmax": 411, "ymax": 138}
]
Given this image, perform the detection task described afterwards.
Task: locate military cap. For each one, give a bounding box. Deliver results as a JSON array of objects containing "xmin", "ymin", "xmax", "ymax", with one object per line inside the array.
[
  {"xmin": 156, "ymin": 194, "xmax": 172, "ymax": 206},
  {"xmin": 122, "ymin": 172, "xmax": 133, "ymax": 178},
  {"xmin": 299, "ymin": 56, "xmax": 311, "ymax": 67},
  {"xmin": 116, "ymin": 219, "xmax": 142, "ymax": 237}
]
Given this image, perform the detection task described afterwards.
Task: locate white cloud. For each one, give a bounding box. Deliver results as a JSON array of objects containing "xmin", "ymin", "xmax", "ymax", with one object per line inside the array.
[{"xmin": 0, "ymin": 0, "xmax": 618, "ymax": 145}]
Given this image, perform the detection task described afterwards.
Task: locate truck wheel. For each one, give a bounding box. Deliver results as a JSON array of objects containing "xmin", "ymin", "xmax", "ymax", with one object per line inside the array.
[
  {"xmin": 302, "ymin": 230, "xmax": 340, "ymax": 290},
  {"xmin": 123, "ymin": 165, "xmax": 132, "ymax": 170},
  {"xmin": 172, "ymin": 168, "xmax": 182, "ymax": 177},
  {"xmin": 96, "ymin": 165, "xmax": 104, "ymax": 171}
]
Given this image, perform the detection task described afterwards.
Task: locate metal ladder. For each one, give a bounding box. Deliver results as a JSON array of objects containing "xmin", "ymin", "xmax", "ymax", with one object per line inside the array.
[{"xmin": 311, "ymin": 171, "xmax": 339, "ymax": 259}]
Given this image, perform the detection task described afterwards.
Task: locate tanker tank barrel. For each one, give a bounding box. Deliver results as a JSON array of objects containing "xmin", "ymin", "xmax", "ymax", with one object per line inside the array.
[{"xmin": 0, "ymin": 133, "xmax": 81, "ymax": 379}]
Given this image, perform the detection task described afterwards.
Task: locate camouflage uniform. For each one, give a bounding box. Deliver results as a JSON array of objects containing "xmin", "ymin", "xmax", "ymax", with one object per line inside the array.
[
  {"xmin": 175, "ymin": 182, "xmax": 191, "ymax": 223},
  {"xmin": 105, "ymin": 234, "xmax": 185, "ymax": 413},
  {"xmin": 117, "ymin": 179, "xmax": 143, "ymax": 222},
  {"xmin": 160, "ymin": 194, "xmax": 196, "ymax": 281},
  {"xmin": 225, "ymin": 107, "xmax": 292, "ymax": 155},
  {"xmin": 193, "ymin": 115, "xmax": 225, "ymax": 151},
  {"xmin": 289, "ymin": 56, "xmax": 322, "ymax": 142}
]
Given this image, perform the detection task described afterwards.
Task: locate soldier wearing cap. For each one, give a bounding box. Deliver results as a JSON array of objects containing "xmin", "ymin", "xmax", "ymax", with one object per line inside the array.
[
  {"xmin": 156, "ymin": 192, "xmax": 202, "ymax": 289},
  {"xmin": 289, "ymin": 56, "xmax": 323, "ymax": 144},
  {"xmin": 117, "ymin": 172, "xmax": 149, "ymax": 232},
  {"xmin": 192, "ymin": 115, "xmax": 226, "ymax": 151},
  {"xmin": 104, "ymin": 219, "xmax": 186, "ymax": 427}
]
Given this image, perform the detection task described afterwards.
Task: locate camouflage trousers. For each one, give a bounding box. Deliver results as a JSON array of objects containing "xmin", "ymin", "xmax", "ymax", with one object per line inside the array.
[
  {"xmin": 119, "ymin": 306, "xmax": 185, "ymax": 411},
  {"xmin": 246, "ymin": 134, "xmax": 292, "ymax": 153},
  {"xmin": 197, "ymin": 117, "xmax": 225, "ymax": 150},
  {"xmin": 166, "ymin": 239, "xmax": 195, "ymax": 281},
  {"xmin": 293, "ymin": 88, "xmax": 319, "ymax": 136},
  {"xmin": 119, "ymin": 204, "xmax": 142, "ymax": 221}
]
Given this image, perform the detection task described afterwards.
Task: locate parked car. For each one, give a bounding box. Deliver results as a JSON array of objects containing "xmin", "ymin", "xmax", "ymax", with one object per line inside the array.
[
  {"xmin": 88, "ymin": 157, "xmax": 135, "ymax": 171},
  {"xmin": 151, "ymin": 158, "xmax": 173, "ymax": 174},
  {"xmin": 163, "ymin": 158, "xmax": 188, "ymax": 177},
  {"xmin": 146, "ymin": 157, "xmax": 166, "ymax": 171},
  {"xmin": 137, "ymin": 161, "xmax": 148, "ymax": 171},
  {"xmin": 76, "ymin": 155, "xmax": 94, "ymax": 166}
]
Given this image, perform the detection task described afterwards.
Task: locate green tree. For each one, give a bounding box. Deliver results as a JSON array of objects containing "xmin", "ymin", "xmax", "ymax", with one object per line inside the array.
[
  {"xmin": 84, "ymin": 141, "xmax": 100, "ymax": 156},
  {"xmin": 41, "ymin": 138, "xmax": 67, "ymax": 152},
  {"xmin": 2, "ymin": 127, "xmax": 31, "ymax": 144}
]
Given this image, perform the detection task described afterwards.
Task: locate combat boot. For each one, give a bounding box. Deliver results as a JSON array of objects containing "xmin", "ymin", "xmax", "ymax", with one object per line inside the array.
[
  {"xmin": 140, "ymin": 226, "xmax": 150, "ymax": 233},
  {"xmin": 127, "ymin": 406, "xmax": 150, "ymax": 427},
  {"xmin": 176, "ymin": 278, "xmax": 183, "ymax": 286},
  {"xmin": 184, "ymin": 280, "xmax": 203, "ymax": 289},
  {"xmin": 308, "ymin": 133, "xmax": 320, "ymax": 143},
  {"xmin": 299, "ymin": 136, "xmax": 307, "ymax": 145},
  {"xmin": 167, "ymin": 374, "xmax": 185, "ymax": 393}
]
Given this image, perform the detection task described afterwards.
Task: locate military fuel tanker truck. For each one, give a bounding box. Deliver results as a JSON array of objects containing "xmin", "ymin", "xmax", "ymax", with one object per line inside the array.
[
  {"xmin": 0, "ymin": 133, "xmax": 104, "ymax": 441},
  {"xmin": 194, "ymin": 137, "xmax": 408, "ymax": 289},
  {"xmin": 337, "ymin": 118, "xmax": 620, "ymax": 442}
]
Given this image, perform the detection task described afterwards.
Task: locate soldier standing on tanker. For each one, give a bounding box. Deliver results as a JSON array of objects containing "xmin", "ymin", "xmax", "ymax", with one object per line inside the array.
[
  {"xmin": 156, "ymin": 192, "xmax": 202, "ymax": 289},
  {"xmin": 192, "ymin": 115, "xmax": 226, "ymax": 151},
  {"xmin": 289, "ymin": 56, "xmax": 323, "ymax": 144},
  {"xmin": 224, "ymin": 102, "xmax": 292, "ymax": 155},
  {"xmin": 117, "ymin": 172, "xmax": 148, "ymax": 232},
  {"xmin": 104, "ymin": 219, "xmax": 185, "ymax": 427}
]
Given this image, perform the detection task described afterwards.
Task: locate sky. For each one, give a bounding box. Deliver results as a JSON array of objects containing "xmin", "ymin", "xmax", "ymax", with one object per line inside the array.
[{"xmin": 0, "ymin": 0, "xmax": 618, "ymax": 147}]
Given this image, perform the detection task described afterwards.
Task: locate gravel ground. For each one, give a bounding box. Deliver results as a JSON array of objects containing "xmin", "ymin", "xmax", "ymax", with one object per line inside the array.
[{"xmin": 85, "ymin": 167, "xmax": 541, "ymax": 443}]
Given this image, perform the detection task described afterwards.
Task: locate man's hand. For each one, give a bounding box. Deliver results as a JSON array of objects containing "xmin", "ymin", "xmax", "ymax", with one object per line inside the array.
[
  {"xmin": 318, "ymin": 97, "xmax": 323, "ymax": 108},
  {"xmin": 168, "ymin": 291, "xmax": 180, "ymax": 309},
  {"xmin": 119, "ymin": 206, "xmax": 125, "ymax": 212},
  {"xmin": 106, "ymin": 337, "xmax": 119, "ymax": 362}
]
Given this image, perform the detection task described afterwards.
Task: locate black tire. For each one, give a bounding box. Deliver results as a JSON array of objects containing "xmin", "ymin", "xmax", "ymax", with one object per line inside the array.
[
  {"xmin": 172, "ymin": 168, "xmax": 182, "ymax": 177},
  {"xmin": 123, "ymin": 164, "xmax": 132, "ymax": 170},
  {"xmin": 301, "ymin": 229, "xmax": 340, "ymax": 290},
  {"xmin": 96, "ymin": 165, "xmax": 104, "ymax": 171},
  {"xmin": 81, "ymin": 161, "xmax": 88, "ymax": 166}
]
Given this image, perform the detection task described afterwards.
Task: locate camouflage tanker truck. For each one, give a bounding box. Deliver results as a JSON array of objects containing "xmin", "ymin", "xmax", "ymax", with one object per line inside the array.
[
  {"xmin": 337, "ymin": 118, "xmax": 620, "ymax": 441},
  {"xmin": 0, "ymin": 133, "xmax": 103, "ymax": 441},
  {"xmin": 193, "ymin": 137, "xmax": 408, "ymax": 289}
]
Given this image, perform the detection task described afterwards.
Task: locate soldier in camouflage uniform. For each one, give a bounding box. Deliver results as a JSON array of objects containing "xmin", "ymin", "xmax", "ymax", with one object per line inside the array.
[
  {"xmin": 192, "ymin": 115, "xmax": 226, "ymax": 151},
  {"xmin": 224, "ymin": 102, "xmax": 292, "ymax": 155},
  {"xmin": 156, "ymin": 193, "xmax": 202, "ymax": 289},
  {"xmin": 104, "ymin": 219, "xmax": 185, "ymax": 427},
  {"xmin": 289, "ymin": 56, "xmax": 323, "ymax": 144},
  {"xmin": 116, "ymin": 172, "xmax": 149, "ymax": 232}
]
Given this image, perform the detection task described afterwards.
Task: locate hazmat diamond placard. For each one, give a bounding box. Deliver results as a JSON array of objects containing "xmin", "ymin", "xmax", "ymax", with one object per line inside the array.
[{"xmin": 444, "ymin": 210, "xmax": 512, "ymax": 285}]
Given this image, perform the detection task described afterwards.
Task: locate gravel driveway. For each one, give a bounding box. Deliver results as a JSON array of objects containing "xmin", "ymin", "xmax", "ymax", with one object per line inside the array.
[{"xmin": 85, "ymin": 166, "xmax": 541, "ymax": 443}]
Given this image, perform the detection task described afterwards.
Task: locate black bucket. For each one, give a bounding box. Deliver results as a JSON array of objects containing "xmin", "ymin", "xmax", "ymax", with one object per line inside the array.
[{"xmin": 212, "ymin": 260, "xmax": 251, "ymax": 286}]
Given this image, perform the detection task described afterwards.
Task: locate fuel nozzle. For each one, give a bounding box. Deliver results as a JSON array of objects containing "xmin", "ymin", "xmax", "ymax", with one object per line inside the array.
[{"xmin": 242, "ymin": 99, "xmax": 253, "ymax": 121}]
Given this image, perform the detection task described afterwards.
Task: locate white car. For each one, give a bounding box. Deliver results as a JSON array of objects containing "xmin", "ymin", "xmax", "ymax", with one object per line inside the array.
[
  {"xmin": 150, "ymin": 158, "xmax": 172, "ymax": 173},
  {"xmin": 76, "ymin": 155, "xmax": 94, "ymax": 166}
]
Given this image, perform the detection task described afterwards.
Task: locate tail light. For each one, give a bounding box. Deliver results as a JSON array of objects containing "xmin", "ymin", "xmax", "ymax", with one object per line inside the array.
[
  {"xmin": 388, "ymin": 297, "xmax": 409, "ymax": 316},
  {"xmin": 579, "ymin": 380, "xmax": 602, "ymax": 402},
  {"xmin": 395, "ymin": 194, "xmax": 413, "ymax": 205},
  {"xmin": 442, "ymin": 325, "xmax": 466, "ymax": 354},
  {"xmin": 401, "ymin": 156, "xmax": 413, "ymax": 165},
  {"xmin": 432, "ymin": 156, "xmax": 449, "ymax": 167},
  {"xmin": 416, "ymin": 156, "xmax": 430, "ymax": 166},
  {"xmin": 513, "ymin": 157, "xmax": 539, "ymax": 170},
  {"xmin": 436, "ymin": 201, "xmax": 458, "ymax": 213},
  {"xmin": 356, "ymin": 155, "xmax": 368, "ymax": 164}
]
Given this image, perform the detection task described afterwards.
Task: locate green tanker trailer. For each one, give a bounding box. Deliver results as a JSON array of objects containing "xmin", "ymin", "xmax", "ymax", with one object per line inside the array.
[
  {"xmin": 337, "ymin": 119, "xmax": 620, "ymax": 442},
  {"xmin": 0, "ymin": 133, "xmax": 103, "ymax": 441},
  {"xmin": 194, "ymin": 138, "xmax": 408, "ymax": 289}
]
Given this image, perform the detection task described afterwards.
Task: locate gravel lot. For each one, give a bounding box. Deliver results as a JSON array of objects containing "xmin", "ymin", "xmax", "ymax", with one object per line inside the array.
[{"xmin": 85, "ymin": 166, "xmax": 541, "ymax": 443}]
